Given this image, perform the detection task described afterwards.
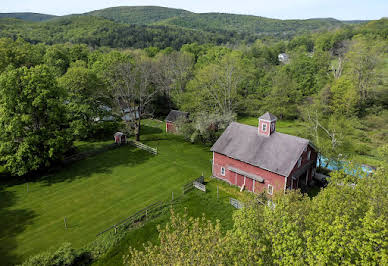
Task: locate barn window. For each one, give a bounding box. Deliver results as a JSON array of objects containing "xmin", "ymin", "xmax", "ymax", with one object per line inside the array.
[
  {"xmin": 262, "ymin": 123, "xmax": 267, "ymax": 132},
  {"xmin": 221, "ymin": 167, "xmax": 225, "ymax": 176},
  {"xmin": 307, "ymin": 151, "xmax": 311, "ymax": 160},
  {"xmin": 297, "ymin": 157, "xmax": 302, "ymax": 167},
  {"xmin": 267, "ymin": 184, "xmax": 273, "ymax": 195}
]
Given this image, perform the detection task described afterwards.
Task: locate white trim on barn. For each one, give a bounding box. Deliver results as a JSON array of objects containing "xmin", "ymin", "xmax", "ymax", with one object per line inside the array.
[{"xmin": 268, "ymin": 184, "xmax": 273, "ymax": 195}]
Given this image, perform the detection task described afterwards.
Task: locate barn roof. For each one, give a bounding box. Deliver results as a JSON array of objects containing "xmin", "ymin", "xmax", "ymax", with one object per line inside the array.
[
  {"xmin": 211, "ymin": 122, "xmax": 311, "ymax": 177},
  {"xmin": 165, "ymin": 110, "xmax": 189, "ymax": 123},
  {"xmin": 259, "ymin": 112, "xmax": 277, "ymax": 121}
]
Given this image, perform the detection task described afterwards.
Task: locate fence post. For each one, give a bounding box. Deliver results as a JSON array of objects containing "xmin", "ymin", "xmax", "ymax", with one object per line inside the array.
[
  {"xmin": 64, "ymin": 217, "xmax": 67, "ymax": 229},
  {"xmin": 172, "ymin": 191, "xmax": 174, "ymax": 201}
]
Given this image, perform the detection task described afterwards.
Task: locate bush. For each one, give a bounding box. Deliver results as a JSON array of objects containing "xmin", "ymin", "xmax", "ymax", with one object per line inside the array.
[
  {"xmin": 90, "ymin": 121, "xmax": 121, "ymax": 140},
  {"xmin": 355, "ymin": 143, "xmax": 371, "ymax": 155},
  {"xmin": 22, "ymin": 243, "xmax": 77, "ymax": 266},
  {"xmin": 176, "ymin": 112, "xmax": 235, "ymax": 145}
]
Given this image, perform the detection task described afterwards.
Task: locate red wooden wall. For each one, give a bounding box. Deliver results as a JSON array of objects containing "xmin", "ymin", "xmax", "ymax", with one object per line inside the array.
[
  {"xmin": 166, "ymin": 122, "xmax": 176, "ymax": 133},
  {"xmin": 212, "ymin": 152, "xmax": 286, "ymax": 194}
]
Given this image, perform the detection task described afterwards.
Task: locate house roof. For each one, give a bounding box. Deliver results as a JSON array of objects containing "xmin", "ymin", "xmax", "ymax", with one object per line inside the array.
[
  {"xmin": 165, "ymin": 110, "xmax": 189, "ymax": 123},
  {"xmin": 211, "ymin": 122, "xmax": 312, "ymax": 177},
  {"xmin": 259, "ymin": 112, "xmax": 277, "ymax": 121}
]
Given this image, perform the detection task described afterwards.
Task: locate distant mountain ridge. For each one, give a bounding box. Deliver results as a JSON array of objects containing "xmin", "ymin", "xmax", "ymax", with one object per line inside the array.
[
  {"xmin": 0, "ymin": 12, "xmax": 56, "ymax": 22},
  {"xmin": 0, "ymin": 6, "xmax": 372, "ymax": 49}
]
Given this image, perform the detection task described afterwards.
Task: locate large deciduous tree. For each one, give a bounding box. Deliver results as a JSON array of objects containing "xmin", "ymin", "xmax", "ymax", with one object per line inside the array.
[
  {"xmin": 58, "ymin": 65, "xmax": 107, "ymax": 138},
  {"xmin": 0, "ymin": 65, "xmax": 72, "ymax": 176},
  {"xmin": 109, "ymin": 57, "xmax": 160, "ymax": 141},
  {"xmin": 182, "ymin": 53, "xmax": 243, "ymax": 116}
]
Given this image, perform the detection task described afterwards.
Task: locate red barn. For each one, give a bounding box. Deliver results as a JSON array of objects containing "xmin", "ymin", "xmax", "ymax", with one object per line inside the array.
[
  {"xmin": 165, "ymin": 110, "xmax": 189, "ymax": 133},
  {"xmin": 211, "ymin": 112, "xmax": 318, "ymax": 195}
]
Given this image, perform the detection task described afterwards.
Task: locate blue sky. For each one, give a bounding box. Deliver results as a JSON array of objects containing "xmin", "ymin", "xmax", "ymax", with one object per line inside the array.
[{"xmin": 1, "ymin": 0, "xmax": 387, "ymax": 20}]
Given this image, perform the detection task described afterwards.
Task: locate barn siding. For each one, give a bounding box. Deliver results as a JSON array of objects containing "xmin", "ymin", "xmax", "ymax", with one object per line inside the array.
[
  {"xmin": 166, "ymin": 122, "xmax": 176, "ymax": 133},
  {"xmin": 213, "ymin": 152, "xmax": 286, "ymax": 194},
  {"xmin": 286, "ymin": 145, "xmax": 318, "ymax": 189}
]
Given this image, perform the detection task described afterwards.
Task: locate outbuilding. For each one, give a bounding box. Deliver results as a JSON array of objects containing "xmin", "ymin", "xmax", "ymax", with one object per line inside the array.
[
  {"xmin": 165, "ymin": 110, "xmax": 189, "ymax": 133},
  {"xmin": 211, "ymin": 112, "xmax": 318, "ymax": 195},
  {"xmin": 114, "ymin": 132, "xmax": 127, "ymax": 144}
]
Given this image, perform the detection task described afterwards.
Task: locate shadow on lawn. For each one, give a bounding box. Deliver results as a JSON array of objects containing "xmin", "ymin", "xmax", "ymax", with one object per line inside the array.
[
  {"xmin": 0, "ymin": 187, "xmax": 36, "ymax": 265},
  {"xmin": 141, "ymin": 124, "xmax": 163, "ymax": 135},
  {"xmin": 39, "ymin": 145, "xmax": 154, "ymax": 186}
]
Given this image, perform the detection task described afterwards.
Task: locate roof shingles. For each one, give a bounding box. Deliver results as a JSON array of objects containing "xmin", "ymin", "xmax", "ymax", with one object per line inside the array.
[{"xmin": 165, "ymin": 110, "xmax": 189, "ymax": 123}]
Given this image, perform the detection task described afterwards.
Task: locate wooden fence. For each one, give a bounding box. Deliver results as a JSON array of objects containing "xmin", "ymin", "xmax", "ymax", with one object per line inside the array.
[
  {"xmin": 182, "ymin": 175, "xmax": 205, "ymax": 194},
  {"xmin": 96, "ymin": 200, "xmax": 166, "ymax": 236},
  {"xmin": 97, "ymin": 175, "xmax": 204, "ymax": 237},
  {"xmin": 193, "ymin": 181, "xmax": 206, "ymax": 192},
  {"xmin": 230, "ymin": 198, "xmax": 244, "ymax": 209},
  {"xmin": 129, "ymin": 140, "xmax": 157, "ymax": 155}
]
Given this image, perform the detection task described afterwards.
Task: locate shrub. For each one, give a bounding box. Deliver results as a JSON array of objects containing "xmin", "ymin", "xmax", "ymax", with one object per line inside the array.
[{"xmin": 22, "ymin": 243, "xmax": 77, "ymax": 266}]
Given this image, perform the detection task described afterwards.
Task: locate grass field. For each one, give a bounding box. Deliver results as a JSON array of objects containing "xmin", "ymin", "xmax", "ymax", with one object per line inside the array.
[
  {"xmin": 237, "ymin": 116, "xmax": 305, "ymax": 137},
  {"xmin": 0, "ymin": 120, "xmax": 214, "ymax": 265},
  {"xmin": 93, "ymin": 177, "xmax": 251, "ymax": 265}
]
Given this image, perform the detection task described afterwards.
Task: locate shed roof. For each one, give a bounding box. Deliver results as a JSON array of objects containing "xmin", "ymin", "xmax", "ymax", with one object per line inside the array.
[
  {"xmin": 114, "ymin": 132, "xmax": 125, "ymax": 137},
  {"xmin": 259, "ymin": 112, "xmax": 277, "ymax": 121},
  {"xmin": 211, "ymin": 122, "xmax": 311, "ymax": 177},
  {"xmin": 165, "ymin": 110, "xmax": 189, "ymax": 123}
]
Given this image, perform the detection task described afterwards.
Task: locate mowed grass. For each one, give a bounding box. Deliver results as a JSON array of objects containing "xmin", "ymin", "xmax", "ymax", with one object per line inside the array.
[
  {"xmin": 0, "ymin": 120, "xmax": 213, "ymax": 265},
  {"xmin": 237, "ymin": 116, "xmax": 305, "ymax": 136},
  {"xmin": 94, "ymin": 177, "xmax": 251, "ymax": 266}
]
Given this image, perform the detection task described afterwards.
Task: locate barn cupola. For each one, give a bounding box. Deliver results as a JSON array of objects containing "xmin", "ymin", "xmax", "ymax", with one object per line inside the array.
[{"xmin": 258, "ymin": 112, "xmax": 277, "ymax": 137}]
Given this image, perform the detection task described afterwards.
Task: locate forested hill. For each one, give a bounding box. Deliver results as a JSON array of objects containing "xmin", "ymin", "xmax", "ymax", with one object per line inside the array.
[
  {"xmin": 0, "ymin": 6, "xmax": 370, "ymax": 49},
  {"xmin": 86, "ymin": 6, "xmax": 192, "ymax": 25},
  {"xmin": 87, "ymin": 6, "xmax": 349, "ymax": 37},
  {"xmin": 0, "ymin": 12, "xmax": 56, "ymax": 22},
  {"xmin": 0, "ymin": 15, "xmax": 243, "ymax": 49}
]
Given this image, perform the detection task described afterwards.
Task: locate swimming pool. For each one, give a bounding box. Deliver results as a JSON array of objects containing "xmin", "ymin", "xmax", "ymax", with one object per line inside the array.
[{"xmin": 317, "ymin": 155, "xmax": 374, "ymax": 176}]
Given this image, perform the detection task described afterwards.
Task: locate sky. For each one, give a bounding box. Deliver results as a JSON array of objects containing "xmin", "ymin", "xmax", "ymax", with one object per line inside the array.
[{"xmin": 1, "ymin": 0, "xmax": 387, "ymax": 20}]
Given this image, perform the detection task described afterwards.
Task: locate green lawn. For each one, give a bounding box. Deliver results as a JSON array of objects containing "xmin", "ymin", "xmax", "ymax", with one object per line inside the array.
[
  {"xmin": 94, "ymin": 177, "xmax": 251, "ymax": 265},
  {"xmin": 0, "ymin": 120, "xmax": 214, "ymax": 265},
  {"xmin": 237, "ymin": 116, "xmax": 305, "ymax": 137},
  {"xmin": 73, "ymin": 139, "xmax": 113, "ymax": 153}
]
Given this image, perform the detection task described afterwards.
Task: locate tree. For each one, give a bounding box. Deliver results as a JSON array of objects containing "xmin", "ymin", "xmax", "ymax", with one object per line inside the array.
[
  {"xmin": 261, "ymin": 67, "xmax": 302, "ymax": 119},
  {"xmin": 43, "ymin": 44, "xmax": 70, "ymax": 76},
  {"xmin": 109, "ymin": 57, "xmax": 160, "ymax": 141},
  {"xmin": 182, "ymin": 53, "xmax": 243, "ymax": 116},
  {"xmin": 345, "ymin": 38, "xmax": 381, "ymax": 106},
  {"xmin": 154, "ymin": 51, "xmax": 194, "ymax": 107},
  {"xmin": 124, "ymin": 210, "xmax": 226, "ymax": 265},
  {"xmin": 0, "ymin": 65, "xmax": 72, "ymax": 176},
  {"xmin": 302, "ymin": 102, "xmax": 355, "ymax": 166},
  {"xmin": 58, "ymin": 65, "xmax": 107, "ymax": 138}
]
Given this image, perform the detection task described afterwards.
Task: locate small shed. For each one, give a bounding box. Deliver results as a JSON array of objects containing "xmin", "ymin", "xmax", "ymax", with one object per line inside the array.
[
  {"xmin": 114, "ymin": 132, "xmax": 127, "ymax": 144},
  {"xmin": 165, "ymin": 110, "xmax": 189, "ymax": 133}
]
